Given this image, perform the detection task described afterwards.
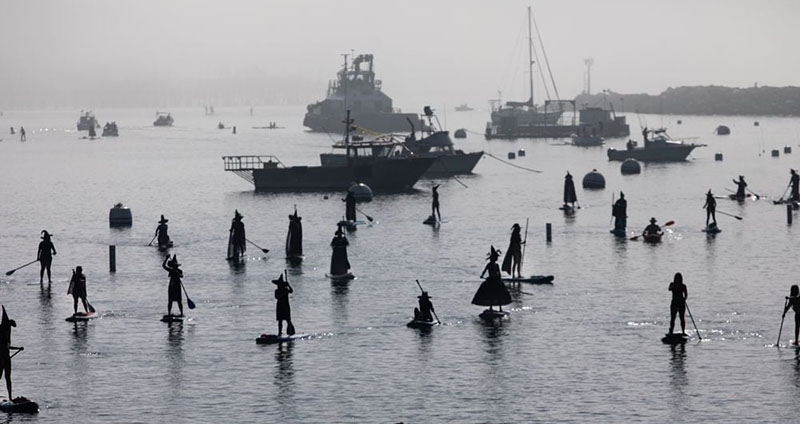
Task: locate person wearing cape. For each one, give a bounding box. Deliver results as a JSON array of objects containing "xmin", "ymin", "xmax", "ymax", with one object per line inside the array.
[
  {"xmin": 330, "ymin": 224, "xmax": 350, "ymax": 276},
  {"xmin": 68, "ymin": 266, "xmax": 89, "ymax": 316},
  {"xmin": 703, "ymin": 190, "xmax": 717, "ymax": 227},
  {"xmin": 732, "ymin": 175, "xmax": 748, "ymax": 200},
  {"xmin": 431, "ymin": 185, "xmax": 441, "ymax": 222},
  {"xmin": 414, "ymin": 291, "xmax": 435, "ymax": 322},
  {"xmin": 472, "ymin": 246, "xmax": 512, "ymax": 311},
  {"xmin": 342, "ymin": 191, "xmax": 356, "ymax": 222},
  {"xmin": 501, "ymin": 224, "xmax": 524, "ymax": 278},
  {"xmin": 37, "ymin": 230, "xmax": 56, "ymax": 284},
  {"xmin": 154, "ymin": 215, "xmax": 170, "ymax": 248},
  {"xmin": 790, "ymin": 169, "xmax": 800, "ymax": 202},
  {"xmin": 668, "ymin": 273, "xmax": 688, "ymax": 335},
  {"xmin": 162, "ymin": 255, "xmax": 184, "ymax": 317},
  {"xmin": 612, "ymin": 192, "xmax": 627, "ymax": 235},
  {"xmin": 273, "ymin": 274, "xmax": 294, "ymax": 336},
  {"xmin": 783, "ymin": 285, "xmax": 800, "ymax": 345},
  {"xmin": 0, "ymin": 307, "xmax": 22, "ymax": 400},
  {"xmin": 643, "ymin": 217, "xmax": 662, "ymax": 237},
  {"xmin": 286, "ymin": 208, "xmax": 303, "ymax": 257},
  {"xmin": 227, "ymin": 210, "xmax": 246, "ymax": 260},
  {"xmin": 563, "ymin": 172, "xmax": 577, "ymax": 210}
]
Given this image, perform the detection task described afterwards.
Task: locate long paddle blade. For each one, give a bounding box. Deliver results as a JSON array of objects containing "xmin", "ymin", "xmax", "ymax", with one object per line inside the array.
[
  {"xmin": 88, "ymin": 302, "xmax": 96, "ymax": 314},
  {"xmin": 664, "ymin": 220, "xmax": 675, "ymax": 226},
  {"xmin": 287, "ymin": 322, "xmax": 296, "ymax": 336},
  {"xmin": 5, "ymin": 259, "xmax": 38, "ymax": 276},
  {"xmin": 186, "ymin": 297, "xmax": 196, "ymax": 309}
]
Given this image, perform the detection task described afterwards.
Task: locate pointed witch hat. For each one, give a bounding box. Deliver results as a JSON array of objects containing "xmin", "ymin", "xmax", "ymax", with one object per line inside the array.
[
  {"xmin": 272, "ymin": 274, "xmax": 288, "ymax": 286},
  {"xmin": 41, "ymin": 230, "xmax": 51, "ymax": 240},
  {"xmin": 1, "ymin": 306, "xmax": 16, "ymax": 328},
  {"xmin": 233, "ymin": 210, "xmax": 243, "ymax": 221},
  {"xmin": 487, "ymin": 245, "xmax": 501, "ymax": 261},
  {"xmin": 158, "ymin": 214, "xmax": 169, "ymax": 224},
  {"xmin": 511, "ymin": 223, "xmax": 521, "ymax": 231},
  {"xmin": 418, "ymin": 291, "xmax": 431, "ymax": 299},
  {"xmin": 168, "ymin": 254, "xmax": 181, "ymax": 267}
]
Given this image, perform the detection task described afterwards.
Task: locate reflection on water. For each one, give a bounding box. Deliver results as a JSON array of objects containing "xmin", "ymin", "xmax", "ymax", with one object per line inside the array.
[
  {"xmin": 165, "ymin": 323, "xmax": 185, "ymax": 395},
  {"xmin": 330, "ymin": 281, "xmax": 349, "ymax": 325},
  {"xmin": 37, "ymin": 282, "xmax": 53, "ymax": 328},
  {"xmin": 667, "ymin": 343, "xmax": 688, "ymax": 420},
  {"xmin": 478, "ymin": 318, "xmax": 507, "ymax": 365}
]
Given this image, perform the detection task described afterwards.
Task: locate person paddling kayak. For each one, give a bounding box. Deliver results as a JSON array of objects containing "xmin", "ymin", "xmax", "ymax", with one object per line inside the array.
[
  {"xmin": 703, "ymin": 190, "xmax": 717, "ymax": 228},
  {"xmin": 732, "ymin": 175, "xmax": 748, "ymax": 200},
  {"xmin": 272, "ymin": 274, "xmax": 294, "ymax": 336},
  {"xmin": 162, "ymin": 255, "xmax": 184, "ymax": 317},
  {"xmin": 563, "ymin": 172, "xmax": 577, "ymax": 211},
  {"xmin": 0, "ymin": 307, "xmax": 21, "ymax": 400},
  {"xmin": 286, "ymin": 207, "xmax": 303, "ymax": 258},
  {"xmin": 612, "ymin": 191, "xmax": 627, "ymax": 236},
  {"xmin": 329, "ymin": 224, "xmax": 350, "ymax": 276},
  {"xmin": 501, "ymin": 223, "xmax": 524, "ymax": 278},
  {"xmin": 154, "ymin": 215, "xmax": 171, "ymax": 249},
  {"xmin": 68, "ymin": 266, "xmax": 89, "ymax": 316},
  {"xmin": 668, "ymin": 273, "xmax": 688, "ymax": 335},
  {"xmin": 472, "ymin": 246, "xmax": 512, "ymax": 312},
  {"xmin": 414, "ymin": 291, "xmax": 435, "ymax": 322},
  {"xmin": 37, "ymin": 230, "xmax": 56, "ymax": 284},
  {"xmin": 643, "ymin": 217, "xmax": 663, "ymax": 238},
  {"xmin": 227, "ymin": 210, "xmax": 246, "ymax": 260},
  {"xmin": 783, "ymin": 285, "xmax": 800, "ymax": 345},
  {"xmin": 790, "ymin": 169, "xmax": 800, "ymax": 202}
]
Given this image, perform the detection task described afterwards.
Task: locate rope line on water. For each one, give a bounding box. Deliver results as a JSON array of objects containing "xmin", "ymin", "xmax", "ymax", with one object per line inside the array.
[{"xmin": 484, "ymin": 153, "xmax": 542, "ymax": 173}]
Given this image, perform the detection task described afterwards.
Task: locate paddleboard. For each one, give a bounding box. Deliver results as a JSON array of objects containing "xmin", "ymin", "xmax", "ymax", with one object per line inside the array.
[
  {"xmin": 406, "ymin": 320, "xmax": 438, "ymax": 328},
  {"xmin": 157, "ymin": 241, "xmax": 174, "ymax": 251},
  {"xmin": 423, "ymin": 216, "xmax": 449, "ymax": 225},
  {"xmin": 702, "ymin": 227, "xmax": 722, "ymax": 234},
  {"xmin": 256, "ymin": 333, "xmax": 308, "ymax": 344},
  {"xmin": 502, "ymin": 275, "xmax": 554, "ymax": 285},
  {"xmin": 0, "ymin": 397, "xmax": 39, "ymax": 414},
  {"xmin": 661, "ymin": 333, "xmax": 689, "ymax": 345},
  {"xmin": 161, "ymin": 314, "xmax": 185, "ymax": 323},
  {"xmin": 610, "ymin": 229, "xmax": 627, "ymax": 238},
  {"xmin": 326, "ymin": 272, "xmax": 355, "ymax": 282},
  {"xmin": 65, "ymin": 311, "xmax": 98, "ymax": 322},
  {"xmin": 558, "ymin": 206, "xmax": 575, "ymax": 213},
  {"xmin": 479, "ymin": 309, "xmax": 511, "ymax": 319}
]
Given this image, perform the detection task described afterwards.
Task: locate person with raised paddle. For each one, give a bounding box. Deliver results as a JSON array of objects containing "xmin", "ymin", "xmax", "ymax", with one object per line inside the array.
[
  {"xmin": 0, "ymin": 306, "xmax": 22, "ymax": 401},
  {"xmin": 329, "ymin": 223, "xmax": 350, "ymax": 277},
  {"xmin": 501, "ymin": 223, "xmax": 524, "ymax": 279},
  {"xmin": 36, "ymin": 230, "xmax": 56, "ymax": 284},
  {"xmin": 286, "ymin": 207, "xmax": 303, "ymax": 258},
  {"xmin": 472, "ymin": 246, "xmax": 512, "ymax": 314},
  {"xmin": 668, "ymin": 273, "xmax": 688, "ymax": 335},
  {"xmin": 431, "ymin": 184, "xmax": 442, "ymax": 222},
  {"xmin": 162, "ymin": 255, "xmax": 184, "ymax": 317},
  {"xmin": 227, "ymin": 210, "xmax": 246, "ymax": 261},
  {"xmin": 342, "ymin": 190, "xmax": 357, "ymax": 222},
  {"xmin": 272, "ymin": 274, "xmax": 294, "ymax": 336},
  {"xmin": 790, "ymin": 169, "xmax": 800, "ymax": 202},
  {"xmin": 563, "ymin": 172, "xmax": 577, "ymax": 212},
  {"xmin": 414, "ymin": 291, "xmax": 435, "ymax": 323},
  {"xmin": 732, "ymin": 175, "xmax": 748, "ymax": 201},
  {"xmin": 782, "ymin": 285, "xmax": 800, "ymax": 345},
  {"xmin": 703, "ymin": 189, "xmax": 717, "ymax": 228},
  {"xmin": 68, "ymin": 266, "xmax": 89, "ymax": 316},
  {"xmin": 611, "ymin": 191, "xmax": 627, "ymax": 237},
  {"xmin": 642, "ymin": 217, "xmax": 663, "ymax": 238},
  {"xmin": 153, "ymin": 215, "xmax": 171, "ymax": 250}
]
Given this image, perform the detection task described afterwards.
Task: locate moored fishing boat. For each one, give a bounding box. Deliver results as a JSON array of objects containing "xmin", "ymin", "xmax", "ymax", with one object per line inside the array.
[
  {"xmin": 608, "ymin": 128, "xmax": 704, "ymax": 162},
  {"xmin": 400, "ymin": 107, "xmax": 483, "ymax": 176},
  {"xmin": 571, "ymin": 134, "xmax": 605, "ymax": 146}
]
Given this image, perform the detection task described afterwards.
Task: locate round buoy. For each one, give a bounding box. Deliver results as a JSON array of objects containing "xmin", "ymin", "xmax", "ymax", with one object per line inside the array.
[
  {"xmin": 508, "ymin": 152, "xmax": 516, "ymax": 160},
  {"xmin": 453, "ymin": 128, "xmax": 467, "ymax": 139},
  {"xmin": 714, "ymin": 152, "xmax": 723, "ymax": 161},
  {"xmin": 583, "ymin": 169, "xmax": 606, "ymax": 188},
  {"xmin": 785, "ymin": 145, "xmax": 792, "ymax": 154},
  {"xmin": 677, "ymin": 119, "xmax": 682, "ymax": 125},
  {"xmin": 715, "ymin": 125, "xmax": 731, "ymax": 135},
  {"xmin": 518, "ymin": 149, "xmax": 526, "ymax": 157},
  {"xmin": 620, "ymin": 159, "xmax": 641, "ymax": 175},
  {"xmin": 772, "ymin": 149, "xmax": 780, "ymax": 157},
  {"xmin": 109, "ymin": 203, "xmax": 133, "ymax": 227},
  {"xmin": 348, "ymin": 182, "xmax": 373, "ymax": 202},
  {"xmin": 754, "ymin": 121, "xmax": 760, "ymax": 127}
]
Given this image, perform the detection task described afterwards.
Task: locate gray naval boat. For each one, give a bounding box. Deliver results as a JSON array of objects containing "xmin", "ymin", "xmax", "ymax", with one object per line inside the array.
[
  {"xmin": 607, "ymin": 127, "xmax": 705, "ymax": 162},
  {"xmin": 303, "ymin": 53, "xmax": 423, "ymax": 134},
  {"xmin": 401, "ymin": 107, "xmax": 483, "ymax": 176},
  {"xmin": 224, "ymin": 111, "xmax": 436, "ymax": 192}
]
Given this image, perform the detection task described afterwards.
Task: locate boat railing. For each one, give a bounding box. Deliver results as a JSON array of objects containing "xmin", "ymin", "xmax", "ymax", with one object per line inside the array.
[{"xmin": 222, "ymin": 155, "xmax": 286, "ymax": 185}]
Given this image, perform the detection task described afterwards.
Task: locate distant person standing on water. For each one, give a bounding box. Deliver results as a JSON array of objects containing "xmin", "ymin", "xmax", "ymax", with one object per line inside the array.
[
  {"xmin": 612, "ymin": 191, "xmax": 627, "ymax": 235},
  {"xmin": 703, "ymin": 190, "xmax": 717, "ymax": 227},
  {"xmin": 472, "ymin": 246, "xmax": 511, "ymax": 312},
  {"xmin": 329, "ymin": 224, "xmax": 350, "ymax": 276},
  {"xmin": 227, "ymin": 210, "xmax": 246, "ymax": 260},
  {"xmin": 0, "ymin": 306, "xmax": 21, "ymax": 400},
  {"xmin": 37, "ymin": 230, "xmax": 56, "ymax": 284},
  {"xmin": 272, "ymin": 274, "xmax": 294, "ymax": 336},
  {"xmin": 9, "ymin": 127, "xmax": 14, "ymax": 135},
  {"xmin": 732, "ymin": 175, "xmax": 747, "ymax": 200},
  {"xmin": 414, "ymin": 291, "xmax": 435, "ymax": 322},
  {"xmin": 790, "ymin": 169, "xmax": 800, "ymax": 202},
  {"xmin": 501, "ymin": 223, "xmax": 524, "ymax": 278},
  {"xmin": 154, "ymin": 215, "xmax": 170, "ymax": 248},
  {"xmin": 68, "ymin": 266, "xmax": 89, "ymax": 316},
  {"xmin": 19, "ymin": 126, "xmax": 25, "ymax": 141},
  {"xmin": 162, "ymin": 255, "xmax": 184, "ymax": 317},
  {"xmin": 431, "ymin": 185, "xmax": 441, "ymax": 222},
  {"xmin": 342, "ymin": 191, "xmax": 356, "ymax": 222},
  {"xmin": 563, "ymin": 172, "xmax": 577, "ymax": 210},
  {"xmin": 783, "ymin": 285, "xmax": 800, "ymax": 345},
  {"xmin": 668, "ymin": 273, "xmax": 687, "ymax": 335}
]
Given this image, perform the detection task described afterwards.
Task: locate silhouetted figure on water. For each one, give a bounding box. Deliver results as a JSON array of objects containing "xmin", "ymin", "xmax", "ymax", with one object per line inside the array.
[
  {"xmin": 732, "ymin": 175, "xmax": 748, "ymax": 200},
  {"xmin": 9, "ymin": 127, "xmax": 14, "ymax": 135},
  {"xmin": 431, "ymin": 185, "xmax": 441, "ymax": 222},
  {"xmin": 342, "ymin": 191, "xmax": 356, "ymax": 222},
  {"xmin": 414, "ymin": 291, "xmax": 435, "ymax": 322},
  {"xmin": 162, "ymin": 255, "xmax": 184, "ymax": 317},
  {"xmin": 703, "ymin": 189, "xmax": 717, "ymax": 227},
  {"xmin": 227, "ymin": 210, "xmax": 246, "ymax": 260},
  {"xmin": 784, "ymin": 285, "xmax": 800, "ymax": 345},
  {"xmin": 273, "ymin": 274, "xmax": 294, "ymax": 336},
  {"xmin": 612, "ymin": 191, "xmax": 627, "ymax": 235},
  {"xmin": 37, "ymin": 230, "xmax": 56, "ymax": 284},
  {"xmin": 563, "ymin": 172, "xmax": 577, "ymax": 211},
  {"xmin": 286, "ymin": 208, "xmax": 303, "ymax": 258},
  {"xmin": 154, "ymin": 215, "xmax": 170, "ymax": 249},
  {"xmin": 0, "ymin": 306, "xmax": 21, "ymax": 400},
  {"xmin": 790, "ymin": 169, "xmax": 800, "ymax": 202},
  {"xmin": 668, "ymin": 272, "xmax": 688, "ymax": 335},
  {"xmin": 19, "ymin": 127, "xmax": 25, "ymax": 142},
  {"xmin": 329, "ymin": 224, "xmax": 350, "ymax": 276},
  {"xmin": 88, "ymin": 125, "xmax": 96, "ymax": 138},
  {"xmin": 501, "ymin": 223, "xmax": 524, "ymax": 278},
  {"xmin": 68, "ymin": 266, "xmax": 89, "ymax": 315},
  {"xmin": 472, "ymin": 246, "xmax": 512, "ymax": 312},
  {"xmin": 643, "ymin": 217, "xmax": 662, "ymax": 237}
]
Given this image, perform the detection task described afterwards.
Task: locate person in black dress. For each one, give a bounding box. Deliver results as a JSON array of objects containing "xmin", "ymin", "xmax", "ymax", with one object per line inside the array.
[
  {"xmin": 783, "ymin": 285, "xmax": 800, "ymax": 345},
  {"xmin": 703, "ymin": 190, "xmax": 717, "ymax": 227},
  {"xmin": 37, "ymin": 230, "xmax": 56, "ymax": 284},
  {"xmin": 668, "ymin": 273, "xmax": 687, "ymax": 335},
  {"xmin": 501, "ymin": 224, "xmax": 524, "ymax": 278},
  {"xmin": 273, "ymin": 274, "xmax": 294, "ymax": 336},
  {"xmin": 228, "ymin": 210, "xmax": 246, "ymax": 260},
  {"xmin": 472, "ymin": 246, "xmax": 512, "ymax": 312},
  {"xmin": 162, "ymin": 255, "xmax": 184, "ymax": 317},
  {"xmin": 330, "ymin": 224, "xmax": 350, "ymax": 276}
]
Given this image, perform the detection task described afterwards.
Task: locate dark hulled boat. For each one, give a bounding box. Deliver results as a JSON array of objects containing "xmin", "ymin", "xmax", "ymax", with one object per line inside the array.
[
  {"xmin": 153, "ymin": 112, "xmax": 174, "ymax": 127},
  {"xmin": 400, "ymin": 107, "xmax": 483, "ymax": 176},
  {"xmin": 607, "ymin": 128, "xmax": 704, "ymax": 162}
]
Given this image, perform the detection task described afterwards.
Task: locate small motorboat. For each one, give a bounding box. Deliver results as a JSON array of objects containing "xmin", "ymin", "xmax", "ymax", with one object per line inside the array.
[
  {"xmin": 109, "ymin": 203, "xmax": 133, "ymax": 227},
  {"xmin": 153, "ymin": 112, "xmax": 174, "ymax": 127}
]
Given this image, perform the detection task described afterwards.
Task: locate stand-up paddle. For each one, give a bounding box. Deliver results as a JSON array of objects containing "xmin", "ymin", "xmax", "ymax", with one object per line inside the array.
[
  {"xmin": 147, "ymin": 234, "xmax": 157, "ymax": 246},
  {"xmin": 630, "ymin": 221, "xmax": 674, "ymax": 241},
  {"xmin": 415, "ymin": 279, "xmax": 441, "ymax": 324},
  {"xmin": 5, "ymin": 259, "xmax": 38, "ymax": 276},
  {"xmin": 355, "ymin": 207, "xmax": 374, "ymax": 223},
  {"xmin": 716, "ymin": 210, "xmax": 743, "ymax": 220},
  {"xmin": 9, "ymin": 347, "xmax": 23, "ymax": 360},
  {"xmin": 778, "ymin": 184, "xmax": 791, "ymax": 202},
  {"xmin": 778, "ymin": 297, "xmax": 789, "ymax": 347},
  {"xmin": 180, "ymin": 281, "xmax": 196, "ymax": 309},
  {"xmin": 685, "ymin": 301, "xmax": 702, "ymax": 340},
  {"xmin": 246, "ymin": 239, "xmax": 269, "ymax": 254},
  {"xmin": 520, "ymin": 218, "xmax": 529, "ymax": 276},
  {"xmin": 746, "ymin": 187, "xmax": 763, "ymax": 199}
]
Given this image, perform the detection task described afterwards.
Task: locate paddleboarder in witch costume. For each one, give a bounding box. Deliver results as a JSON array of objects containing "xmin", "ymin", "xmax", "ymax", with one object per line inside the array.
[
  {"xmin": 732, "ymin": 175, "xmax": 748, "ymax": 200},
  {"xmin": 273, "ymin": 274, "xmax": 294, "ymax": 336},
  {"xmin": 68, "ymin": 266, "xmax": 89, "ymax": 316},
  {"xmin": 563, "ymin": 172, "xmax": 577, "ymax": 211},
  {"xmin": 472, "ymin": 246, "xmax": 512, "ymax": 312},
  {"xmin": 154, "ymin": 215, "xmax": 170, "ymax": 249},
  {"xmin": 330, "ymin": 224, "xmax": 350, "ymax": 276},
  {"xmin": 286, "ymin": 207, "xmax": 303, "ymax": 258},
  {"xmin": 783, "ymin": 285, "xmax": 800, "ymax": 345},
  {"xmin": 790, "ymin": 169, "xmax": 800, "ymax": 202},
  {"xmin": 703, "ymin": 190, "xmax": 717, "ymax": 228},
  {"xmin": 413, "ymin": 291, "xmax": 435, "ymax": 322},
  {"xmin": 0, "ymin": 307, "xmax": 22, "ymax": 400},
  {"xmin": 612, "ymin": 192, "xmax": 627, "ymax": 235},
  {"xmin": 431, "ymin": 185, "xmax": 441, "ymax": 222},
  {"xmin": 342, "ymin": 191, "xmax": 356, "ymax": 222},
  {"xmin": 162, "ymin": 255, "xmax": 184, "ymax": 317},
  {"xmin": 36, "ymin": 230, "xmax": 56, "ymax": 284},
  {"xmin": 227, "ymin": 210, "xmax": 246, "ymax": 260},
  {"xmin": 501, "ymin": 224, "xmax": 524, "ymax": 279},
  {"xmin": 668, "ymin": 273, "xmax": 688, "ymax": 335}
]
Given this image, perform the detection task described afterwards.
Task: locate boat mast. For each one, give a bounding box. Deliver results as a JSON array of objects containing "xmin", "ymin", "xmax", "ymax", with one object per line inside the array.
[
  {"xmin": 527, "ymin": 6, "xmax": 534, "ymax": 108},
  {"xmin": 340, "ymin": 53, "xmax": 349, "ymax": 112}
]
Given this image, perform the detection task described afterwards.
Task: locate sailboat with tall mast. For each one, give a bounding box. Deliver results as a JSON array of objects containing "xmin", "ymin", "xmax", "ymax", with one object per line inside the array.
[{"xmin": 485, "ymin": 7, "xmax": 576, "ymax": 140}]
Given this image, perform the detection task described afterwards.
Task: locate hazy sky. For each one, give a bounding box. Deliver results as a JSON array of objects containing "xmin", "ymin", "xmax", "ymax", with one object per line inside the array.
[{"xmin": 1, "ymin": 0, "xmax": 798, "ymax": 108}]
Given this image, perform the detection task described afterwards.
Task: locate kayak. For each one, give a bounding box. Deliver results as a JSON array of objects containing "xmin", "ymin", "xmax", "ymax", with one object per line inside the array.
[
  {"xmin": 256, "ymin": 333, "xmax": 308, "ymax": 344},
  {"xmin": 65, "ymin": 311, "xmax": 98, "ymax": 322},
  {"xmin": 406, "ymin": 319, "xmax": 438, "ymax": 328},
  {"xmin": 502, "ymin": 275, "xmax": 554, "ymax": 285},
  {"xmin": 479, "ymin": 309, "xmax": 511, "ymax": 320},
  {"xmin": 661, "ymin": 333, "xmax": 689, "ymax": 345},
  {"xmin": 643, "ymin": 233, "xmax": 662, "ymax": 243},
  {"xmin": 326, "ymin": 272, "xmax": 355, "ymax": 282},
  {"xmin": 0, "ymin": 397, "xmax": 39, "ymax": 414},
  {"xmin": 161, "ymin": 314, "xmax": 185, "ymax": 323}
]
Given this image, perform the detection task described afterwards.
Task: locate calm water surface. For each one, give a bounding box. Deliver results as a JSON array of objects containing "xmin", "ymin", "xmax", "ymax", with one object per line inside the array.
[{"xmin": 1, "ymin": 107, "xmax": 800, "ymax": 422}]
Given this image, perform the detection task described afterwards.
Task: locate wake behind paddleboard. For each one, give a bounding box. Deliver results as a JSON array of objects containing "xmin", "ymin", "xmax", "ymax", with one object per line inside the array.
[
  {"xmin": 65, "ymin": 311, "xmax": 98, "ymax": 322},
  {"xmin": 161, "ymin": 314, "xmax": 185, "ymax": 323},
  {"xmin": 479, "ymin": 309, "xmax": 511, "ymax": 320},
  {"xmin": 0, "ymin": 397, "xmax": 39, "ymax": 414},
  {"xmin": 661, "ymin": 333, "xmax": 689, "ymax": 345},
  {"xmin": 256, "ymin": 333, "xmax": 308, "ymax": 344},
  {"xmin": 502, "ymin": 275, "xmax": 554, "ymax": 285}
]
